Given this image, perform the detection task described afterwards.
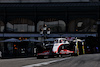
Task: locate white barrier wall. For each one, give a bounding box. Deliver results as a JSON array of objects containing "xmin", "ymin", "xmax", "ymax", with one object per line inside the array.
[{"xmin": 0, "ymin": 0, "xmax": 93, "ymax": 3}]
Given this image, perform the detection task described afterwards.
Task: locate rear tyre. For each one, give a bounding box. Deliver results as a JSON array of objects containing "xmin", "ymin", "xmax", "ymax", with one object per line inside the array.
[
  {"xmin": 37, "ymin": 56, "xmax": 43, "ymax": 59},
  {"xmin": 58, "ymin": 55, "xmax": 62, "ymax": 58},
  {"xmin": 72, "ymin": 53, "xmax": 78, "ymax": 56},
  {"xmin": 44, "ymin": 55, "xmax": 49, "ymax": 59}
]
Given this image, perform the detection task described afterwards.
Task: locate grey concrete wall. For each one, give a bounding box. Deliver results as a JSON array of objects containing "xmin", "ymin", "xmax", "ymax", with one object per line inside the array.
[
  {"xmin": 90, "ymin": 0, "xmax": 99, "ymax": 2},
  {"xmin": 51, "ymin": 0, "xmax": 89, "ymax": 2},
  {"xmin": 0, "ymin": 0, "xmax": 19, "ymax": 3},
  {"xmin": 21, "ymin": 0, "xmax": 50, "ymax": 3},
  {"xmin": 0, "ymin": 0, "xmax": 91, "ymax": 3}
]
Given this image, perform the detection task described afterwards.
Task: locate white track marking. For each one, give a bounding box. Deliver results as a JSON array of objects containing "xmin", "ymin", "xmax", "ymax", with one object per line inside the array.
[{"xmin": 22, "ymin": 57, "xmax": 71, "ymax": 67}]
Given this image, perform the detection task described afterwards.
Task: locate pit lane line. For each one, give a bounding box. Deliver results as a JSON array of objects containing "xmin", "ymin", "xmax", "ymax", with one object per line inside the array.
[{"xmin": 22, "ymin": 57, "xmax": 71, "ymax": 67}]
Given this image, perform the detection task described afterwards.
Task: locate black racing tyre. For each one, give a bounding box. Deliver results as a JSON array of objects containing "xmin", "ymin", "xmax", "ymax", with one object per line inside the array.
[
  {"xmin": 37, "ymin": 56, "xmax": 43, "ymax": 59},
  {"xmin": 58, "ymin": 55, "xmax": 62, "ymax": 58},
  {"xmin": 44, "ymin": 55, "xmax": 49, "ymax": 59}
]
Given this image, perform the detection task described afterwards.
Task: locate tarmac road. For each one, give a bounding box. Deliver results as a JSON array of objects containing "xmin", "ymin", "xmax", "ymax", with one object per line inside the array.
[
  {"xmin": 41, "ymin": 54, "xmax": 100, "ymax": 67},
  {"xmin": 0, "ymin": 53, "xmax": 100, "ymax": 67}
]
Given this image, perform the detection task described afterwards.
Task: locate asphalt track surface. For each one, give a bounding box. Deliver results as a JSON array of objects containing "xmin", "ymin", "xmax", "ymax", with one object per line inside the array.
[{"xmin": 0, "ymin": 53, "xmax": 100, "ymax": 67}]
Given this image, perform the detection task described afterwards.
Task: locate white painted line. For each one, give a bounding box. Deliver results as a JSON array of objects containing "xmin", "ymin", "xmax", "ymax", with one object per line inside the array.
[{"xmin": 22, "ymin": 57, "xmax": 71, "ymax": 67}]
